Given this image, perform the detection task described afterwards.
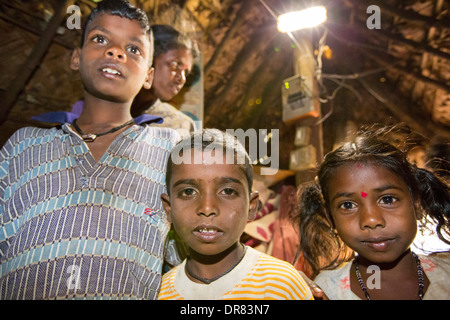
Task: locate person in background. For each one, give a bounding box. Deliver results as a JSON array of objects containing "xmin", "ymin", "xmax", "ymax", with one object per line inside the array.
[
  {"xmin": 131, "ymin": 24, "xmax": 198, "ymax": 137},
  {"xmin": 158, "ymin": 129, "xmax": 313, "ymax": 300},
  {"xmin": 0, "ymin": 0, "xmax": 179, "ymax": 299},
  {"xmin": 296, "ymin": 124, "xmax": 450, "ymax": 299}
]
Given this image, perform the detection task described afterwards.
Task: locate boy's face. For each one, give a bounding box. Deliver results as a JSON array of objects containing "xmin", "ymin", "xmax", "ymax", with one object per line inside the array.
[
  {"xmin": 153, "ymin": 48, "xmax": 193, "ymax": 101},
  {"xmin": 70, "ymin": 14, "xmax": 153, "ymax": 103},
  {"xmin": 161, "ymin": 150, "xmax": 259, "ymax": 257}
]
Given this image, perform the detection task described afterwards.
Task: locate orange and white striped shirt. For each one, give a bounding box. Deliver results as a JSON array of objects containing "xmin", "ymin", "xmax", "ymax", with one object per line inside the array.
[{"xmin": 158, "ymin": 246, "xmax": 313, "ymax": 300}]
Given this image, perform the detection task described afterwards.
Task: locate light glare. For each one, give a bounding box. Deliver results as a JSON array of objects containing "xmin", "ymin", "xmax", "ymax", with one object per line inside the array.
[{"xmin": 277, "ymin": 6, "xmax": 327, "ymax": 32}]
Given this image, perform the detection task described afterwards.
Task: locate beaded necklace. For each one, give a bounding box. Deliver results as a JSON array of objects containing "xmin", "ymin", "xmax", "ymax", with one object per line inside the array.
[{"xmin": 353, "ymin": 251, "xmax": 424, "ymax": 300}]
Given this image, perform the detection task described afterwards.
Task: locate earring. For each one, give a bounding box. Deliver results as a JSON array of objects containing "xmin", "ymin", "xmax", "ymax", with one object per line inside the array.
[{"xmin": 143, "ymin": 82, "xmax": 151, "ymax": 89}]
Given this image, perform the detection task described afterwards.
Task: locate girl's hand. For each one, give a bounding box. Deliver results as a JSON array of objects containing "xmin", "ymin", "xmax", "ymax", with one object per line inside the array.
[{"xmin": 298, "ymin": 271, "xmax": 329, "ymax": 300}]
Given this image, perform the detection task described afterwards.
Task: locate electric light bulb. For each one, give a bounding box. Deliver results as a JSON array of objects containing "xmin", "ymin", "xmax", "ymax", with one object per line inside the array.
[{"xmin": 277, "ymin": 6, "xmax": 327, "ymax": 32}]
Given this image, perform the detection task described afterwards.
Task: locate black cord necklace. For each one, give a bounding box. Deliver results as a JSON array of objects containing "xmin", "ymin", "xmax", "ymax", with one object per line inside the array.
[
  {"xmin": 72, "ymin": 118, "xmax": 134, "ymax": 142},
  {"xmin": 353, "ymin": 251, "xmax": 424, "ymax": 300},
  {"xmin": 185, "ymin": 244, "xmax": 247, "ymax": 284}
]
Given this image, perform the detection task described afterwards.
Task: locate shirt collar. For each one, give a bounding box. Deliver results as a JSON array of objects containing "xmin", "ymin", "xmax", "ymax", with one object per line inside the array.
[{"xmin": 31, "ymin": 111, "xmax": 163, "ymax": 125}]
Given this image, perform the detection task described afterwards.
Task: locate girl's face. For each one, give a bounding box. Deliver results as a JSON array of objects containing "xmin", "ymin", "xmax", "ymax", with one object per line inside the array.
[
  {"xmin": 326, "ymin": 162, "xmax": 418, "ymax": 264},
  {"xmin": 161, "ymin": 150, "xmax": 259, "ymax": 257}
]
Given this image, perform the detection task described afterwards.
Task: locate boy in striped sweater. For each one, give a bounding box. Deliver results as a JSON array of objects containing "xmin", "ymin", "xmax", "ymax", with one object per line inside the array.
[
  {"xmin": 158, "ymin": 129, "xmax": 313, "ymax": 300},
  {"xmin": 0, "ymin": 0, "xmax": 179, "ymax": 300}
]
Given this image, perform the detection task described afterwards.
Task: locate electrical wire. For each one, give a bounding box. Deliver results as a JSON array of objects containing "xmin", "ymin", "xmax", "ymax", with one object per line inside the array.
[{"xmin": 257, "ymin": 0, "xmax": 397, "ymax": 126}]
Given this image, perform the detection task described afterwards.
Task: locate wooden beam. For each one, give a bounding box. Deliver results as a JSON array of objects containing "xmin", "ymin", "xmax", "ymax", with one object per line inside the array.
[
  {"xmin": 337, "ymin": 18, "xmax": 450, "ymax": 61},
  {"xmin": 231, "ymin": 43, "xmax": 291, "ymax": 129},
  {"xmin": 203, "ymin": 0, "xmax": 253, "ymax": 75},
  {"xmin": 348, "ymin": 0, "xmax": 450, "ymax": 29},
  {"xmin": 0, "ymin": 12, "xmax": 74, "ymax": 49},
  {"xmin": 205, "ymin": 24, "xmax": 278, "ymax": 124},
  {"xmin": 362, "ymin": 48, "xmax": 449, "ymax": 92},
  {"xmin": 0, "ymin": 0, "xmax": 70, "ymax": 124},
  {"xmin": 325, "ymin": 22, "xmax": 450, "ymax": 91},
  {"xmin": 248, "ymin": 63, "xmax": 289, "ymax": 129},
  {"xmin": 364, "ymin": 21, "xmax": 450, "ymax": 61},
  {"xmin": 358, "ymin": 76, "xmax": 450, "ymax": 140}
]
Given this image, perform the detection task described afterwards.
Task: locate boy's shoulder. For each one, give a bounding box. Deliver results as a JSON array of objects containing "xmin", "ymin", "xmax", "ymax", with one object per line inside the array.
[
  {"xmin": 4, "ymin": 126, "xmax": 61, "ymax": 147},
  {"xmin": 158, "ymin": 262, "xmax": 183, "ymax": 300},
  {"xmin": 248, "ymin": 246, "xmax": 305, "ymax": 280},
  {"xmin": 14, "ymin": 125, "xmax": 59, "ymax": 136},
  {"xmin": 250, "ymin": 247, "xmax": 296, "ymax": 266},
  {"xmin": 2, "ymin": 124, "xmax": 180, "ymax": 151},
  {"xmin": 238, "ymin": 246, "xmax": 313, "ymax": 300},
  {"xmin": 253, "ymin": 247, "xmax": 296, "ymax": 267},
  {"xmin": 136, "ymin": 125, "xmax": 181, "ymax": 144},
  {"xmin": 161, "ymin": 262, "xmax": 180, "ymax": 282}
]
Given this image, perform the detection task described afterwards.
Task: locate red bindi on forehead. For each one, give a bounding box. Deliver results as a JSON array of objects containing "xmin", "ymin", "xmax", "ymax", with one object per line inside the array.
[{"xmin": 356, "ymin": 163, "xmax": 368, "ymax": 197}]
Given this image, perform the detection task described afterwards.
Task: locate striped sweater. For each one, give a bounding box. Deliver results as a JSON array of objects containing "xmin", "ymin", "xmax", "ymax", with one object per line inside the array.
[
  {"xmin": 0, "ymin": 123, "xmax": 179, "ymax": 299},
  {"xmin": 158, "ymin": 246, "xmax": 313, "ymax": 300}
]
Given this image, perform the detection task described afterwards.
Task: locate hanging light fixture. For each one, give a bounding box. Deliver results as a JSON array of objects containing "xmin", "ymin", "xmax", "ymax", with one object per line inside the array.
[
  {"xmin": 277, "ymin": 6, "xmax": 327, "ymax": 33},
  {"xmin": 258, "ymin": 1, "xmax": 328, "ymax": 48}
]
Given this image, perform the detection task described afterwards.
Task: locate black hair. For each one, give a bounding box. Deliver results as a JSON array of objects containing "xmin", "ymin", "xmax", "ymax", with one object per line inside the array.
[
  {"xmin": 152, "ymin": 24, "xmax": 199, "ymax": 60},
  {"xmin": 81, "ymin": 0, "xmax": 151, "ymax": 47},
  {"xmin": 427, "ymin": 136, "xmax": 450, "ymax": 179},
  {"xmin": 165, "ymin": 129, "xmax": 253, "ymax": 196},
  {"xmin": 296, "ymin": 124, "xmax": 450, "ymax": 278}
]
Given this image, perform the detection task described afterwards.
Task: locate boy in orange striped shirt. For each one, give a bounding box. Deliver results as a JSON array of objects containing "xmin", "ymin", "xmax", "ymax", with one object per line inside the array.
[{"xmin": 158, "ymin": 129, "xmax": 313, "ymax": 300}]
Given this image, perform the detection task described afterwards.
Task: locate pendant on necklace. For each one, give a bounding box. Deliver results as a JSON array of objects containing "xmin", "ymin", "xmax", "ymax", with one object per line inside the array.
[
  {"xmin": 81, "ymin": 133, "xmax": 97, "ymax": 142},
  {"xmin": 72, "ymin": 118, "xmax": 134, "ymax": 143}
]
